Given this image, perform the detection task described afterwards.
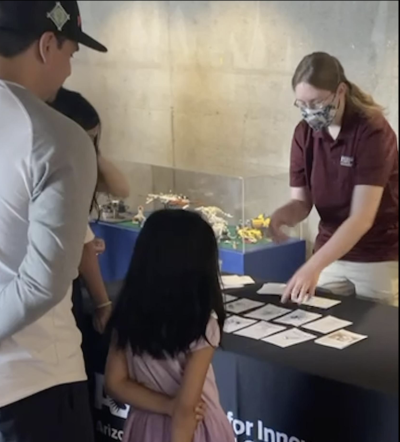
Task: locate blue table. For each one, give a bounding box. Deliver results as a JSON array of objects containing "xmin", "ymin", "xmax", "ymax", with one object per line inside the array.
[{"xmin": 91, "ymin": 221, "xmax": 306, "ymax": 283}]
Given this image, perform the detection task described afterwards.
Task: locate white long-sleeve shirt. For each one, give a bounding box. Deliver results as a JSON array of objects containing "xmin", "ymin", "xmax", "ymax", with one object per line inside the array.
[{"xmin": 0, "ymin": 80, "xmax": 97, "ymax": 407}]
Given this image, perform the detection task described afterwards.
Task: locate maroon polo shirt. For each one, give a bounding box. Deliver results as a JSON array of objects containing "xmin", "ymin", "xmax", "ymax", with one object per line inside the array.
[{"xmin": 290, "ymin": 105, "xmax": 399, "ymax": 262}]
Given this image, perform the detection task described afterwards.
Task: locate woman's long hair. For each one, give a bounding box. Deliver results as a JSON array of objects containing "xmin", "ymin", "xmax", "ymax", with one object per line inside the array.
[
  {"xmin": 292, "ymin": 52, "xmax": 384, "ymax": 118},
  {"xmin": 49, "ymin": 88, "xmax": 101, "ymax": 214},
  {"xmin": 109, "ymin": 209, "xmax": 226, "ymax": 359}
]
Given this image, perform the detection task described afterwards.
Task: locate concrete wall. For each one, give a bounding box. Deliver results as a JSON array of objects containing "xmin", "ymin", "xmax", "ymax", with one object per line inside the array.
[{"xmin": 67, "ymin": 1, "xmax": 399, "ymax": 245}]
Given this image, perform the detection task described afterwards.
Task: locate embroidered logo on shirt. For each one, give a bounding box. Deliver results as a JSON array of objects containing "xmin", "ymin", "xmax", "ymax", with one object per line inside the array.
[{"xmin": 340, "ymin": 156, "xmax": 354, "ymax": 168}]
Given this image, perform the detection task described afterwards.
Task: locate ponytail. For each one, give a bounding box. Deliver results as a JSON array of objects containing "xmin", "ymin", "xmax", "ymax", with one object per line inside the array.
[{"xmin": 345, "ymin": 81, "xmax": 385, "ymax": 118}]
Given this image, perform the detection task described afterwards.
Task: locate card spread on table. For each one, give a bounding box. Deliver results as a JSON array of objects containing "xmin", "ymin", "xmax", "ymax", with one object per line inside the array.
[
  {"xmin": 302, "ymin": 316, "xmax": 353, "ymax": 334},
  {"xmin": 263, "ymin": 328, "xmax": 316, "ymax": 348},
  {"xmin": 274, "ymin": 309, "xmax": 322, "ymax": 327},
  {"xmin": 245, "ymin": 304, "xmax": 291, "ymax": 321},
  {"xmin": 225, "ymin": 298, "xmax": 264, "ymax": 314},
  {"xmin": 315, "ymin": 329, "xmax": 367, "ymax": 350},
  {"xmin": 300, "ymin": 296, "xmax": 342, "ymax": 309},
  {"xmin": 223, "ymin": 315, "xmax": 257, "ymax": 333},
  {"xmin": 221, "ymin": 275, "xmax": 254, "ymax": 288},
  {"xmin": 223, "ymin": 294, "xmax": 237, "ymax": 304},
  {"xmin": 234, "ymin": 321, "xmax": 286, "ymax": 340},
  {"xmin": 257, "ymin": 283, "xmax": 287, "ymax": 296}
]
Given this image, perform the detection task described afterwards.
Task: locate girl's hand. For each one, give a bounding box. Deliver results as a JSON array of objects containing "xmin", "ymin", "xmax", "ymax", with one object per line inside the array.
[
  {"xmin": 93, "ymin": 304, "xmax": 112, "ymax": 334},
  {"xmin": 195, "ymin": 401, "xmax": 207, "ymax": 422},
  {"xmin": 168, "ymin": 399, "xmax": 207, "ymax": 423},
  {"xmin": 282, "ymin": 262, "xmax": 322, "ymax": 304}
]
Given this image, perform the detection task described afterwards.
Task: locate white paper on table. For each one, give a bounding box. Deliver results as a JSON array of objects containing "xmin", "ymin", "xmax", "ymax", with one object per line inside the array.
[
  {"xmin": 223, "ymin": 294, "xmax": 238, "ymax": 304},
  {"xmin": 223, "ymin": 315, "xmax": 257, "ymax": 333},
  {"xmin": 315, "ymin": 329, "xmax": 367, "ymax": 350},
  {"xmin": 221, "ymin": 275, "xmax": 255, "ymax": 287},
  {"xmin": 300, "ymin": 297, "xmax": 342, "ymax": 309},
  {"xmin": 263, "ymin": 328, "xmax": 316, "ymax": 348},
  {"xmin": 234, "ymin": 321, "xmax": 286, "ymax": 340},
  {"xmin": 225, "ymin": 298, "xmax": 264, "ymax": 314},
  {"xmin": 257, "ymin": 283, "xmax": 287, "ymax": 296},
  {"xmin": 245, "ymin": 304, "xmax": 291, "ymax": 321},
  {"xmin": 274, "ymin": 309, "xmax": 322, "ymax": 327},
  {"xmin": 302, "ymin": 316, "xmax": 352, "ymax": 334}
]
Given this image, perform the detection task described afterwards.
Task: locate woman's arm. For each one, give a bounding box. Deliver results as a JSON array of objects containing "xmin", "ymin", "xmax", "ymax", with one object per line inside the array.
[
  {"xmin": 79, "ymin": 240, "xmax": 111, "ymax": 333},
  {"xmin": 171, "ymin": 347, "xmax": 215, "ymax": 442},
  {"xmin": 97, "ymin": 155, "xmax": 130, "ymax": 198},
  {"xmin": 105, "ymin": 339, "xmax": 174, "ymax": 415},
  {"xmin": 270, "ymin": 187, "xmax": 313, "ymax": 242},
  {"xmin": 283, "ymin": 185, "xmax": 384, "ymax": 302},
  {"xmin": 308, "ymin": 185, "xmax": 383, "ymax": 269}
]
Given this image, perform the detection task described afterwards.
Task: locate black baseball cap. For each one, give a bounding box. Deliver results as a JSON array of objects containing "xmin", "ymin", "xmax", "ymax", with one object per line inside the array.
[{"xmin": 0, "ymin": 1, "xmax": 107, "ymax": 52}]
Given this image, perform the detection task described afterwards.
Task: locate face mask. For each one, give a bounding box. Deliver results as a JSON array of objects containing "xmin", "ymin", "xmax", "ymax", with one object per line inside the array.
[{"xmin": 301, "ymin": 102, "xmax": 338, "ymax": 132}]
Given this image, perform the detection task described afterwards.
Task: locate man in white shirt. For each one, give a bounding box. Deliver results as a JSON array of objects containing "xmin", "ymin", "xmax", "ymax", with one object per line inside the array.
[{"xmin": 0, "ymin": 2, "xmax": 107, "ymax": 441}]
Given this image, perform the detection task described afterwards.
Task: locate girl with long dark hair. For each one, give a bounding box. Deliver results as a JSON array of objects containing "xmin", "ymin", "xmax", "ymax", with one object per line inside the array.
[{"xmin": 106, "ymin": 210, "xmax": 234, "ymax": 442}]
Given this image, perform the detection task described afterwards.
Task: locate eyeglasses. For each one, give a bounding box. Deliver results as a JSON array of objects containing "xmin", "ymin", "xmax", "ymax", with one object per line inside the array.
[{"xmin": 294, "ymin": 92, "xmax": 336, "ymax": 111}]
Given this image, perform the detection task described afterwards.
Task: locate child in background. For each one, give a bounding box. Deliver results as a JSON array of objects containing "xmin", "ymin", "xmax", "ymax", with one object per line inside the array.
[{"xmin": 105, "ymin": 210, "xmax": 235, "ymax": 442}]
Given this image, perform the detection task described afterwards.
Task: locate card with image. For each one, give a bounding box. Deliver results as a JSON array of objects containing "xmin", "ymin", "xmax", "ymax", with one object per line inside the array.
[
  {"xmin": 302, "ymin": 316, "xmax": 352, "ymax": 334},
  {"xmin": 315, "ymin": 329, "xmax": 367, "ymax": 350},
  {"xmin": 225, "ymin": 298, "xmax": 264, "ymax": 314},
  {"xmin": 300, "ymin": 296, "xmax": 342, "ymax": 310},
  {"xmin": 274, "ymin": 309, "xmax": 322, "ymax": 327},
  {"xmin": 263, "ymin": 328, "xmax": 316, "ymax": 348},
  {"xmin": 257, "ymin": 283, "xmax": 287, "ymax": 296},
  {"xmin": 234, "ymin": 321, "xmax": 286, "ymax": 340},
  {"xmin": 223, "ymin": 315, "xmax": 257, "ymax": 334},
  {"xmin": 245, "ymin": 304, "xmax": 291, "ymax": 321}
]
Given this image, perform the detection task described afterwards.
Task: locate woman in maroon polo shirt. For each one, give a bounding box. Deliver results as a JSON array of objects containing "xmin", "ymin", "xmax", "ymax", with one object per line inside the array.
[{"xmin": 270, "ymin": 52, "xmax": 398, "ymax": 306}]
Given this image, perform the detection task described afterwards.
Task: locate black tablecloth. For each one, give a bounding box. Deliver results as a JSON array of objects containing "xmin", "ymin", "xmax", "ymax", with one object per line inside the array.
[
  {"xmin": 85, "ymin": 281, "xmax": 398, "ymax": 442},
  {"xmin": 221, "ymin": 284, "xmax": 398, "ymax": 396}
]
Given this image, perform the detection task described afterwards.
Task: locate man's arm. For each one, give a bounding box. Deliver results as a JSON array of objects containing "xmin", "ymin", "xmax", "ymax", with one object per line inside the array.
[{"xmin": 0, "ymin": 129, "xmax": 96, "ymax": 340}]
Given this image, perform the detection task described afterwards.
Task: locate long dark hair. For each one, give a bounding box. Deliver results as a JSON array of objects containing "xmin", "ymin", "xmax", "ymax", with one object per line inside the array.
[
  {"xmin": 109, "ymin": 209, "xmax": 226, "ymax": 359},
  {"xmin": 292, "ymin": 52, "xmax": 384, "ymax": 118},
  {"xmin": 49, "ymin": 88, "xmax": 101, "ymax": 212}
]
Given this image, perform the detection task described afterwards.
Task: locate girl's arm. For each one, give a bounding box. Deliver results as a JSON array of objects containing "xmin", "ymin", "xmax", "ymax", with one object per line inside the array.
[
  {"xmin": 96, "ymin": 155, "xmax": 130, "ymax": 198},
  {"xmin": 171, "ymin": 346, "xmax": 215, "ymax": 442},
  {"xmin": 105, "ymin": 339, "xmax": 174, "ymax": 416}
]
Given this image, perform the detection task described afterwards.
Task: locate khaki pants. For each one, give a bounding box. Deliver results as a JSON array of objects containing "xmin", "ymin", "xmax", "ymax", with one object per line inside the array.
[{"xmin": 318, "ymin": 261, "xmax": 399, "ymax": 307}]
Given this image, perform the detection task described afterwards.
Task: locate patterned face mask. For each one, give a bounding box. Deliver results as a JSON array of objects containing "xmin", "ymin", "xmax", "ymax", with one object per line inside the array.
[{"xmin": 301, "ymin": 102, "xmax": 338, "ymax": 132}]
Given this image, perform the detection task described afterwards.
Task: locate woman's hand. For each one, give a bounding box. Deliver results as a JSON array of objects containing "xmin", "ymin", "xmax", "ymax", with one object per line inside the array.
[
  {"xmin": 93, "ymin": 238, "xmax": 106, "ymax": 255},
  {"xmin": 93, "ymin": 304, "xmax": 112, "ymax": 334},
  {"xmin": 269, "ymin": 207, "xmax": 291, "ymax": 243},
  {"xmin": 282, "ymin": 261, "xmax": 322, "ymax": 304}
]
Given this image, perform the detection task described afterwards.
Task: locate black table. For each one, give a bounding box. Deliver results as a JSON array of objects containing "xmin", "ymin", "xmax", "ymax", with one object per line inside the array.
[{"xmin": 85, "ymin": 282, "xmax": 398, "ymax": 442}]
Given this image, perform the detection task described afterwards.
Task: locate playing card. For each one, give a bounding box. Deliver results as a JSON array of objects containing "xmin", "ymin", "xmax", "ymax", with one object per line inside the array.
[
  {"xmin": 223, "ymin": 315, "xmax": 257, "ymax": 333},
  {"xmin": 245, "ymin": 304, "xmax": 291, "ymax": 321},
  {"xmin": 234, "ymin": 321, "xmax": 286, "ymax": 340},
  {"xmin": 274, "ymin": 309, "xmax": 322, "ymax": 327},
  {"xmin": 221, "ymin": 275, "xmax": 254, "ymax": 288},
  {"xmin": 263, "ymin": 328, "xmax": 316, "ymax": 348},
  {"xmin": 225, "ymin": 298, "xmax": 264, "ymax": 314},
  {"xmin": 257, "ymin": 283, "xmax": 287, "ymax": 296},
  {"xmin": 223, "ymin": 294, "xmax": 237, "ymax": 304},
  {"xmin": 315, "ymin": 329, "xmax": 367, "ymax": 350},
  {"xmin": 302, "ymin": 316, "xmax": 352, "ymax": 334},
  {"xmin": 300, "ymin": 297, "xmax": 342, "ymax": 309}
]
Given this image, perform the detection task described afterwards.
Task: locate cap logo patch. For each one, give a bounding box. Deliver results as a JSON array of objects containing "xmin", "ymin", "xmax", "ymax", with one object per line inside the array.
[{"xmin": 47, "ymin": 2, "xmax": 70, "ymax": 31}]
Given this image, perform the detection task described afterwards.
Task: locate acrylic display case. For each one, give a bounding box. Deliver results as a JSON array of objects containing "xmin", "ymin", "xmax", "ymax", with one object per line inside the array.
[{"xmin": 90, "ymin": 161, "xmax": 306, "ymax": 283}]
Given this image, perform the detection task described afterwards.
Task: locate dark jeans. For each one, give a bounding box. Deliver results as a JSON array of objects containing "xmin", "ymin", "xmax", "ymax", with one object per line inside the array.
[{"xmin": 0, "ymin": 382, "xmax": 94, "ymax": 442}]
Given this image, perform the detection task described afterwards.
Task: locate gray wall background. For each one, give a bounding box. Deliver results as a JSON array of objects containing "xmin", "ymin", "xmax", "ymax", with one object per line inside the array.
[{"xmin": 68, "ymin": 1, "xmax": 398, "ymax": 245}]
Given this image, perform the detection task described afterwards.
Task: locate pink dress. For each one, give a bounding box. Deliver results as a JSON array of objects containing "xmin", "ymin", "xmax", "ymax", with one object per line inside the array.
[{"xmin": 122, "ymin": 318, "xmax": 235, "ymax": 442}]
